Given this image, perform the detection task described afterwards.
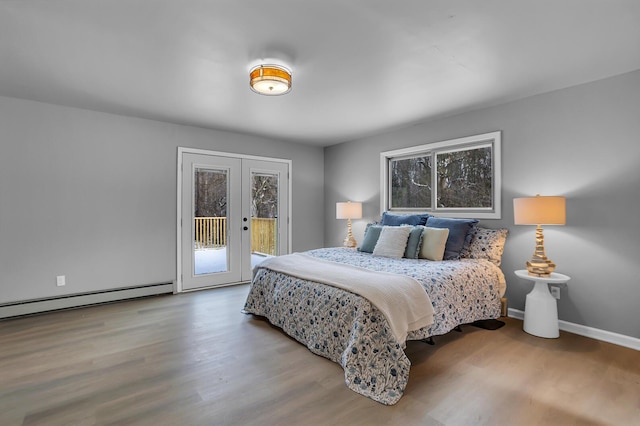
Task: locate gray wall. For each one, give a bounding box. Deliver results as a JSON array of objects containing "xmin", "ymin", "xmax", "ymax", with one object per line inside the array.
[
  {"xmin": 324, "ymin": 70, "xmax": 640, "ymax": 339},
  {"xmin": 0, "ymin": 96, "xmax": 324, "ymax": 304}
]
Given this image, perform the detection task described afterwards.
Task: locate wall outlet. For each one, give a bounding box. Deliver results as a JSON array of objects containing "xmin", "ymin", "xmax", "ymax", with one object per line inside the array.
[
  {"xmin": 549, "ymin": 286, "xmax": 560, "ymax": 299},
  {"xmin": 56, "ymin": 275, "xmax": 66, "ymax": 287}
]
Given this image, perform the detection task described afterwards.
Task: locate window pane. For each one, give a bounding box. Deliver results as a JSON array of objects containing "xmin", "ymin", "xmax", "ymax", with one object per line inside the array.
[
  {"xmin": 390, "ymin": 156, "xmax": 431, "ymax": 208},
  {"xmin": 436, "ymin": 146, "xmax": 492, "ymax": 208}
]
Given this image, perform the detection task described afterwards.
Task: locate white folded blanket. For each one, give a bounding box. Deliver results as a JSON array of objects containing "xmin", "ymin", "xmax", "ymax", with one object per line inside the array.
[{"xmin": 255, "ymin": 253, "xmax": 434, "ymax": 343}]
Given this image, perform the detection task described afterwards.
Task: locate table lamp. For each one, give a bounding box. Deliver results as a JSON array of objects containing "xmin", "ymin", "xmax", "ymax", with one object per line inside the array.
[
  {"xmin": 513, "ymin": 195, "xmax": 566, "ymax": 277},
  {"xmin": 336, "ymin": 201, "xmax": 362, "ymax": 248}
]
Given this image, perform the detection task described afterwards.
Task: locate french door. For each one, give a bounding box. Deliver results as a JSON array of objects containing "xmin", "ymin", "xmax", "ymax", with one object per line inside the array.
[{"xmin": 177, "ymin": 149, "xmax": 290, "ymax": 291}]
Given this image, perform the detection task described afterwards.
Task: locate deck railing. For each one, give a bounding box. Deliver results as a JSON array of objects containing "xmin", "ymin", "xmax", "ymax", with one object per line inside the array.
[
  {"xmin": 194, "ymin": 217, "xmax": 277, "ymax": 255},
  {"xmin": 194, "ymin": 217, "xmax": 227, "ymax": 249}
]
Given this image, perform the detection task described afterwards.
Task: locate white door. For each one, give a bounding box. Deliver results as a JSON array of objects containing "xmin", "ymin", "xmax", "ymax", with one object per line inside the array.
[
  {"xmin": 178, "ymin": 150, "xmax": 289, "ymax": 291},
  {"xmin": 241, "ymin": 159, "xmax": 289, "ymax": 281}
]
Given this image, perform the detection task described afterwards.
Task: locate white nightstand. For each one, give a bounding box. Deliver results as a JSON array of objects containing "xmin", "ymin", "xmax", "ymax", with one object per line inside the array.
[{"xmin": 514, "ymin": 270, "xmax": 571, "ymax": 338}]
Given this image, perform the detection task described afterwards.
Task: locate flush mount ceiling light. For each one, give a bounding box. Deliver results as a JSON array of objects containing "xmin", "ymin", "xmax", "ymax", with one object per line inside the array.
[{"xmin": 249, "ymin": 64, "xmax": 292, "ymax": 95}]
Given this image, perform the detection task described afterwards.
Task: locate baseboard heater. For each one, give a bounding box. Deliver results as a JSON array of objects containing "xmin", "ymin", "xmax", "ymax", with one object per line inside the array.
[{"xmin": 0, "ymin": 282, "xmax": 174, "ymax": 319}]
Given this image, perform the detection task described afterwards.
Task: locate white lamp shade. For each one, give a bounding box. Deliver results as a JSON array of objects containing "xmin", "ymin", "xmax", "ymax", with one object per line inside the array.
[
  {"xmin": 336, "ymin": 201, "xmax": 362, "ymax": 219},
  {"xmin": 514, "ymin": 196, "xmax": 566, "ymax": 225}
]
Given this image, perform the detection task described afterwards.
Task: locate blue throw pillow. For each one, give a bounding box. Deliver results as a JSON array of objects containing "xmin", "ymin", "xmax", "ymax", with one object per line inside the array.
[
  {"xmin": 381, "ymin": 212, "xmax": 430, "ymax": 226},
  {"xmin": 358, "ymin": 224, "xmax": 383, "ymax": 253},
  {"xmin": 404, "ymin": 225, "xmax": 425, "ymax": 259},
  {"xmin": 425, "ymin": 217, "xmax": 478, "ymax": 260}
]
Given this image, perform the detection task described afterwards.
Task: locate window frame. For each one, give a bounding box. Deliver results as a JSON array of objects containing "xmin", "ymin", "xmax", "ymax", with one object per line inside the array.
[{"xmin": 380, "ymin": 131, "xmax": 502, "ymax": 219}]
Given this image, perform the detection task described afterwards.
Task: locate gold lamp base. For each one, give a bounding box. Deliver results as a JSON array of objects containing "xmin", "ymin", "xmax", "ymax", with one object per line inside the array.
[
  {"xmin": 343, "ymin": 218, "xmax": 357, "ymax": 248},
  {"xmin": 526, "ymin": 259, "xmax": 556, "ymax": 277},
  {"xmin": 525, "ymin": 225, "xmax": 556, "ymax": 277},
  {"xmin": 343, "ymin": 235, "xmax": 357, "ymax": 248}
]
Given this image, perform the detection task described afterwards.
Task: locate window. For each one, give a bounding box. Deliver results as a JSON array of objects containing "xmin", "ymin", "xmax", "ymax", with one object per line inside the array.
[{"xmin": 381, "ymin": 131, "xmax": 501, "ymax": 219}]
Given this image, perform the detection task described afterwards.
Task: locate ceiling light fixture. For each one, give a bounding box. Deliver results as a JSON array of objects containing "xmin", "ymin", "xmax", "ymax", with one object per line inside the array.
[{"xmin": 249, "ymin": 64, "xmax": 292, "ymax": 96}]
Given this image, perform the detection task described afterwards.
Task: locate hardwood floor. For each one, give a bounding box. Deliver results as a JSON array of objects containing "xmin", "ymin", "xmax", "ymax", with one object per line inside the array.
[{"xmin": 1, "ymin": 284, "xmax": 638, "ymax": 426}]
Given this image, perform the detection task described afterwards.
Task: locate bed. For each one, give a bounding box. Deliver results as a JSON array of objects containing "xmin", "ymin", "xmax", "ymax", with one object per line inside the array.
[{"xmin": 243, "ymin": 222, "xmax": 508, "ymax": 405}]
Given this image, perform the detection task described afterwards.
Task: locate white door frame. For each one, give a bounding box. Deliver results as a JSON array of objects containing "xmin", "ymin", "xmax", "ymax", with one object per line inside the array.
[{"xmin": 176, "ymin": 147, "xmax": 292, "ymax": 293}]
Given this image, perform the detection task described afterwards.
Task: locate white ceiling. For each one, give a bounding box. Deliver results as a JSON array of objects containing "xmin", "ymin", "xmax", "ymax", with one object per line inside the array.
[{"xmin": 1, "ymin": 1, "xmax": 639, "ymax": 147}]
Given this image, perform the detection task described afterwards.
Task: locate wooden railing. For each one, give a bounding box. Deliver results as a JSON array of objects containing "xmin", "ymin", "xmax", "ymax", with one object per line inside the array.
[
  {"xmin": 194, "ymin": 217, "xmax": 226, "ymax": 249},
  {"xmin": 194, "ymin": 217, "xmax": 277, "ymax": 255}
]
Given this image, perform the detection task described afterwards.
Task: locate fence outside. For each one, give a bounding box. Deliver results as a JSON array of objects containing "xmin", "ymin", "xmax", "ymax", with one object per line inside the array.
[
  {"xmin": 250, "ymin": 218, "xmax": 277, "ymax": 255},
  {"xmin": 193, "ymin": 217, "xmax": 277, "ymax": 255}
]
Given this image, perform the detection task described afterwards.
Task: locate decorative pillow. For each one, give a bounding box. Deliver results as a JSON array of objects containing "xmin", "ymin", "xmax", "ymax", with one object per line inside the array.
[
  {"xmin": 463, "ymin": 227, "xmax": 509, "ymax": 265},
  {"xmin": 425, "ymin": 217, "xmax": 479, "ymax": 260},
  {"xmin": 404, "ymin": 225, "xmax": 425, "ymax": 259},
  {"xmin": 381, "ymin": 211, "xmax": 430, "ymax": 226},
  {"xmin": 357, "ymin": 224, "xmax": 383, "ymax": 253},
  {"xmin": 419, "ymin": 227, "xmax": 450, "ymax": 261},
  {"xmin": 372, "ymin": 226, "xmax": 412, "ymax": 258}
]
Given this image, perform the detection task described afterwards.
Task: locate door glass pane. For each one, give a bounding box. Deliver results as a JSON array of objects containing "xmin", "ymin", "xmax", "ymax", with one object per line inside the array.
[
  {"xmin": 251, "ymin": 172, "xmax": 278, "ymax": 269},
  {"xmin": 193, "ymin": 168, "xmax": 228, "ymax": 275}
]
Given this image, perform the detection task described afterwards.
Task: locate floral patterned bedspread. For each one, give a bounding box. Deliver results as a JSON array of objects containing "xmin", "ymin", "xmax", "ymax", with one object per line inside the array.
[{"xmin": 243, "ymin": 247, "xmax": 505, "ymax": 405}]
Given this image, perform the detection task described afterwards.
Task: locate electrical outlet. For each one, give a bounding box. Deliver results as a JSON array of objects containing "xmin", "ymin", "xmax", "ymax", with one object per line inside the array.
[
  {"xmin": 549, "ymin": 286, "xmax": 560, "ymax": 299},
  {"xmin": 56, "ymin": 275, "xmax": 66, "ymax": 287}
]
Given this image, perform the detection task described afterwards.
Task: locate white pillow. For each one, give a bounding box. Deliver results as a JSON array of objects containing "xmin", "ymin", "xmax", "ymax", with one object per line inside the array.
[
  {"xmin": 419, "ymin": 227, "xmax": 450, "ymax": 261},
  {"xmin": 372, "ymin": 226, "xmax": 412, "ymax": 258}
]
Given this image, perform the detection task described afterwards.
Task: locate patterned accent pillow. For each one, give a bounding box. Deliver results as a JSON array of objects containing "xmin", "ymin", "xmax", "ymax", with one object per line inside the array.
[
  {"xmin": 463, "ymin": 227, "xmax": 508, "ymax": 265},
  {"xmin": 372, "ymin": 226, "xmax": 412, "ymax": 258}
]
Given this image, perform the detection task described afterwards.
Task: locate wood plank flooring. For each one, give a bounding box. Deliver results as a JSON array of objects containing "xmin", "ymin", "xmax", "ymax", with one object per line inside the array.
[{"xmin": 1, "ymin": 284, "xmax": 638, "ymax": 426}]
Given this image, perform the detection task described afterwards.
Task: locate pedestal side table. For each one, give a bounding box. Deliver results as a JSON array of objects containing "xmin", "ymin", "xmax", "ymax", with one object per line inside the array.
[{"xmin": 515, "ymin": 270, "xmax": 571, "ymax": 338}]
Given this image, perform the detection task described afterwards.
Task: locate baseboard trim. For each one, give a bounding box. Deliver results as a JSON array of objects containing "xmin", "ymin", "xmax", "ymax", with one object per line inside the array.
[
  {"xmin": 508, "ymin": 308, "xmax": 639, "ymax": 351},
  {"xmin": 0, "ymin": 282, "xmax": 174, "ymax": 319}
]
